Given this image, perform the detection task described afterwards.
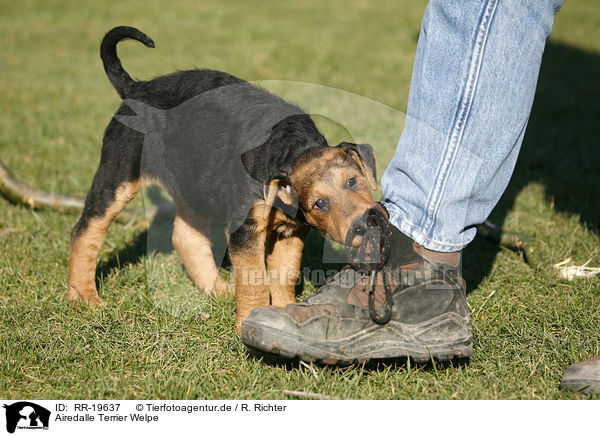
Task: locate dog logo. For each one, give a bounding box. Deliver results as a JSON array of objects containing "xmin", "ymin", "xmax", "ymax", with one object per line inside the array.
[{"xmin": 2, "ymin": 402, "xmax": 50, "ymax": 433}]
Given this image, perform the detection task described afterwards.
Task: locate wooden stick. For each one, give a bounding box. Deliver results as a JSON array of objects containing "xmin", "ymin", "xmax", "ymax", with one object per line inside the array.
[
  {"xmin": 0, "ymin": 158, "xmax": 173, "ymax": 224},
  {"xmin": 476, "ymin": 220, "xmax": 544, "ymax": 269},
  {"xmin": 0, "ymin": 158, "xmax": 85, "ymax": 213}
]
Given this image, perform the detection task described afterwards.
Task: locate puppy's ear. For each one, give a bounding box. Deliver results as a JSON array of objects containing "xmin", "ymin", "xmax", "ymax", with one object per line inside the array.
[
  {"xmin": 337, "ymin": 142, "xmax": 378, "ymax": 190},
  {"xmin": 262, "ymin": 177, "xmax": 298, "ymax": 218}
]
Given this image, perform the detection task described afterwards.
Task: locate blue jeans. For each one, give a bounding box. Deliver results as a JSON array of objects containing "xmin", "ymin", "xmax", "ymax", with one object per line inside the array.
[{"xmin": 381, "ymin": 0, "xmax": 563, "ymax": 252}]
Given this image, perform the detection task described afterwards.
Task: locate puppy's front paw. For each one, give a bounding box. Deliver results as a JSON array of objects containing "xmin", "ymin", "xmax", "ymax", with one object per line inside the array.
[
  {"xmin": 235, "ymin": 310, "xmax": 252, "ymax": 333},
  {"xmin": 67, "ymin": 284, "xmax": 105, "ymax": 308},
  {"xmin": 86, "ymin": 295, "xmax": 106, "ymax": 308},
  {"xmin": 214, "ymin": 275, "xmax": 234, "ymax": 297}
]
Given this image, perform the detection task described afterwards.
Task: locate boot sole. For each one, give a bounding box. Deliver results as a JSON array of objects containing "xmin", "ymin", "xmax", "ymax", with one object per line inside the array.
[
  {"xmin": 242, "ymin": 315, "xmax": 473, "ymax": 365},
  {"xmin": 559, "ymin": 379, "xmax": 600, "ymax": 395}
]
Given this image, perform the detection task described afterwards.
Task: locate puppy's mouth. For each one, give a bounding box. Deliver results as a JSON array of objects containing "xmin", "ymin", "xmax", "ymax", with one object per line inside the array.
[{"xmin": 346, "ymin": 233, "xmax": 364, "ymax": 248}]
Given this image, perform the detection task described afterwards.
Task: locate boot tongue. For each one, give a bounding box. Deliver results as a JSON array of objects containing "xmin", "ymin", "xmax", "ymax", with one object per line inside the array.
[
  {"xmin": 385, "ymin": 225, "xmax": 422, "ymax": 268},
  {"xmin": 346, "ymin": 271, "xmax": 399, "ymax": 308}
]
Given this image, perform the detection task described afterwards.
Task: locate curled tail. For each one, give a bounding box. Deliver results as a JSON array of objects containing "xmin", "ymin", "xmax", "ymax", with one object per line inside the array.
[{"xmin": 100, "ymin": 26, "xmax": 155, "ymax": 98}]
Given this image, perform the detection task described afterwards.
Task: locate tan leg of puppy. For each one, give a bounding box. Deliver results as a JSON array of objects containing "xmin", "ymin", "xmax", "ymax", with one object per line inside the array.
[
  {"xmin": 229, "ymin": 232, "xmax": 269, "ymax": 332},
  {"xmin": 172, "ymin": 204, "xmax": 230, "ymax": 296},
  {"xmin": 266, "ymin": 228, "xmax": 308, "ymax": 307},
  {"xmin": 68, "ymin": 180, "xmax": 141, "ymax": 306}
]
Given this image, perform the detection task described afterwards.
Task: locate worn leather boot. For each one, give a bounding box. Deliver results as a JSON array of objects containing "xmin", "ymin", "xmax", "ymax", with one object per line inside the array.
[{"xmin": 241, "ymin": 205, "xmax": 472, "ymax": 364}]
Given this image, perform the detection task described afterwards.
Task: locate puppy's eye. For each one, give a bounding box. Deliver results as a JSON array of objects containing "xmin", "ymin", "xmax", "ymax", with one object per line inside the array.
[
  {"xmin": 346, "ymin": 177, "xmax": 357, "ymax": 188},
  {"xmin": 313, "ymin": 198, "xmax": 328, "ymax": 210}
]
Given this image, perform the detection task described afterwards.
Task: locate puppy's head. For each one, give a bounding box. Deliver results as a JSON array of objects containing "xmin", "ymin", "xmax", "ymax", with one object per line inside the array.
[{"xmin": 284, "ymin": 142, "xmax": 377, "ymax": 245}]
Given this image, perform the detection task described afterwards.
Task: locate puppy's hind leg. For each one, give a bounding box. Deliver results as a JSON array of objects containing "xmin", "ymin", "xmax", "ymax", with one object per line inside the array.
[
  {"xmin": 172, "ymin": 203, "xmax": 231, "ymax": 296},
  {"xmin": 68, "ymin": 178, "xmax": 141, "ymax": 307}
]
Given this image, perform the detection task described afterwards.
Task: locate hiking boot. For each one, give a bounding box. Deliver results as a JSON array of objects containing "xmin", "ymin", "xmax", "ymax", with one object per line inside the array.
[
  {"xmin": 241, "ymin": 204, "xmax": 472, "ymax": 364},
  {"xmin": 560, "ymin": 355, "xmax": 600, "ymax": 395}
]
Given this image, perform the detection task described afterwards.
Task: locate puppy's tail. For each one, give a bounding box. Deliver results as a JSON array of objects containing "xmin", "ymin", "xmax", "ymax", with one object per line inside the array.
[{"xmin": 100, "ymin": 26, "xmax": 155, "ymax": 98}]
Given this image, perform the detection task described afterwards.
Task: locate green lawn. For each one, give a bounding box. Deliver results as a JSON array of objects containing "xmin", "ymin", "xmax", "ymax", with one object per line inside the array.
[{"xmin": 1, "ymin": 0, "xmax": 599, "ymax": 399}]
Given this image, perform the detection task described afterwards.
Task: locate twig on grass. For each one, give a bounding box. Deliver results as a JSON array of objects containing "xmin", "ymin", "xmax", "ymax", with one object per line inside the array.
[
  {"xmin": 475, "ymin": 289, "xmax": 496, "ymax": 317},
  {"xmin": 476, "ymin": 220, "xmax": 544, "ymax": 270},
  {"xmin": 281, "ymin": 390, "xmax": 340, "ymax": 400},
  {"xmin": 554, "ymin": 257, "xmax": 600, "ymax": 281},
  {"xmin": 300, "ymin": 360, "xmax": 319, "ymax": 379}
]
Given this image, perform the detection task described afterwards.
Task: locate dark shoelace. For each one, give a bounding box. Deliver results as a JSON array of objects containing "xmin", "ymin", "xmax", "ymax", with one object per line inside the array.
[{"xmin": 345, "ymin": 204, "xmax": 394, "ymax": 324}]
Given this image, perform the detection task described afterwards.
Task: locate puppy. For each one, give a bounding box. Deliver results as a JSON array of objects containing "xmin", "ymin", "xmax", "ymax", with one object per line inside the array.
[{"xmin": 68, "ymin": 26, "xmax": 377, "ymax": 330}]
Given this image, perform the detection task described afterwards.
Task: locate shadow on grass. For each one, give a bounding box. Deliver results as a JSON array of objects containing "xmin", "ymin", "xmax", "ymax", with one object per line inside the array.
[{"xmin": 464, "ymin": 40, "xmax": 600, "ymax": 291}]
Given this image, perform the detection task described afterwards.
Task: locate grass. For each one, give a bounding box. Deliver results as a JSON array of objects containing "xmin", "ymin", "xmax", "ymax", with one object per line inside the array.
[{"xmin": 1, "ymin": 0, "xmax": 599, "ymax": 399}]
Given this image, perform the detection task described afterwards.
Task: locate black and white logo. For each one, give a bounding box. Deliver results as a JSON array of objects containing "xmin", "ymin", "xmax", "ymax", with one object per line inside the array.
[{"xmin": 3, "ymin": 402, "xmax": 50, "ymax": 434}]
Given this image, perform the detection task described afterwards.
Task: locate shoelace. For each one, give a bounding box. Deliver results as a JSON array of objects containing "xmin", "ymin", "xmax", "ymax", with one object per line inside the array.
[{"xmin": 344, "ymin": 204, "xmax": 394, "ymax": 324}]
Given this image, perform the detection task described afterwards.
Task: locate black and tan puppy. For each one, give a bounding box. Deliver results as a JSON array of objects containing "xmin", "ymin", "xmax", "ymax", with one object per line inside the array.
[{"xmin": 68, "ymin": 26, "xmax": 377, "ymax": 330}]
